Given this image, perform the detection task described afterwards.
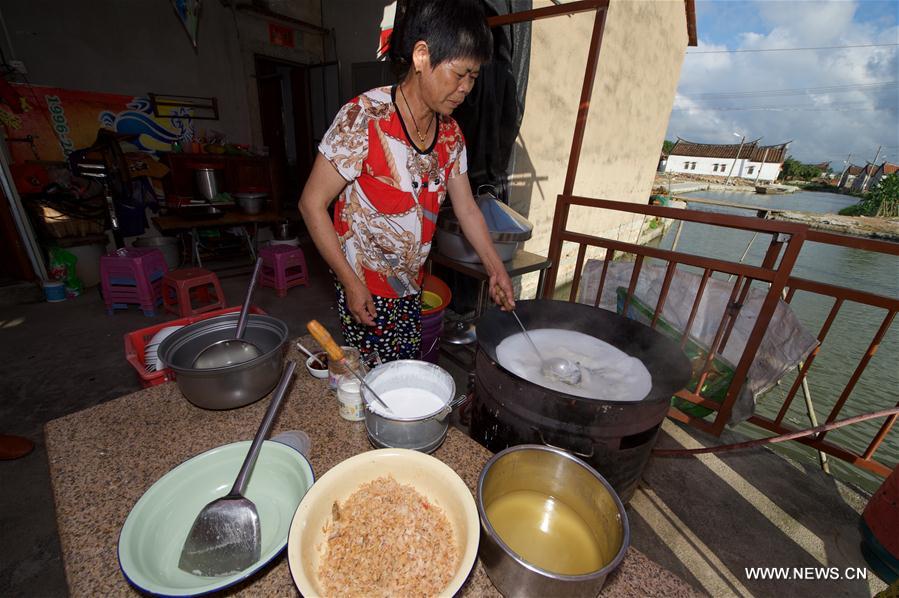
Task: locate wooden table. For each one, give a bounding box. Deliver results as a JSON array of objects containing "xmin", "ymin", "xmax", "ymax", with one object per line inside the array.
[
  {"xmin": 44, "ymin": 338, "xmax": 698, "ymax": 597},
  {"xmin": 152, "ymin": 210, "xmax": 282, "ymax": 267}
]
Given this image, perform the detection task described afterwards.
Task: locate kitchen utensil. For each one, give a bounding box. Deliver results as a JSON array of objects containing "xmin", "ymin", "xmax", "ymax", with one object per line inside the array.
[
  {"xmin": 477, "ymin": 445, "xmax": 629, "ymax": 597},
  {"xmin": 287, "ymin": 448, "xmax": 479, "ymax": 598},
  {"xmin": 472, "ymin": 299, "xmax": 692, "ymax": 502},
  {"xmin": 295, "ymin": 341, "xmax": 326, "ymax": 368},
  {"xmin": 234, "ymin": 192, "xmax": 267, "ymax": 215},
  {"xmin": 194, "ymin": 166, "xmax": 223, "ymax": 202},
  {"xmin": 144, "ymin": 326, "xmax": 184, "ymax": 372},
  {"xmin": 193, "ymin": 259, "xmax": 264, "ymax": 369},
  {"xmin": 118, "ymin": 440, "xmax": 313, "ymax": 596},
  {"xmin": 179, "ymin": 361, "xmax": 297, "ymax": 577},
  {"xmin": 494, "ymin": 285, "xmax": 581, "ymax": 385},
  {"xmin": 304, "ymin": 355, "xmax": 329, "ymax": 379},
  {"xmin": 435, "ymin": 186, "xmax": 533, "ymax": 263},
  {"xmin": 158, "ymin": 313, "xmax": 288, "ymax": 410},
  {"xmin": 306, "ymin": 320, "xmax": 392, "ymax": 414},
  {"xmin": 360, "ymin": 360, "xmax": 457, "ymax": 453}
]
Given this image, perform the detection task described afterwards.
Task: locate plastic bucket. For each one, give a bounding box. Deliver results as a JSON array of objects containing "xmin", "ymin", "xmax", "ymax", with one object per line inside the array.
[
  {"xmin": 43, "ymin": 281, "xmax": 66, "ymax": 302},
  {"xmin": 420, "ymin": 274, "xmax": 451, "ymax": 363}
]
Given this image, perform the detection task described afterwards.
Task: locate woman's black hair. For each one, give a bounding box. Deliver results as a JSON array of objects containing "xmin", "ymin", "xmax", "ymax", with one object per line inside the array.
[{"xmin": 389, "ymin": 0, "xmax": 492, "ymax": 79}]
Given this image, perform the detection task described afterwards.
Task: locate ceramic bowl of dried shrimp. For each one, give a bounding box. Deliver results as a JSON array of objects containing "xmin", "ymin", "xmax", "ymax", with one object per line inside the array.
[{"xmin": 287, "ymin": 448, "xmax": 479, "ymax": 597}]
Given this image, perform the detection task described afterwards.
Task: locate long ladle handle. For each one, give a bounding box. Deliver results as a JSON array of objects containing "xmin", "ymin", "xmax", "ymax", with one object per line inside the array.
[
  {"xmin": 231, "ymin": 360, "xmax": 296, "ymax": 496},
  {"xmin": 306, "ymin": 320, "xmax": 345, "ymax": 362},
  {"xmin": 495, "ymin": 285, "xmax": 544, "ymax": 361},
  {"xmin": 236, "ymin": 257, "xmax": 264, "ymax": 341},
  {"xmin": 306, "ymin": 320, "xmax": 392, "ymax": 413}
]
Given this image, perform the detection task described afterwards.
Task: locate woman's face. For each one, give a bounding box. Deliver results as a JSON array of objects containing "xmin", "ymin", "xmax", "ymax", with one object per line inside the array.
[{"xmin": 413, "ymin": 44, "xmax": 481, "ymax": 116}]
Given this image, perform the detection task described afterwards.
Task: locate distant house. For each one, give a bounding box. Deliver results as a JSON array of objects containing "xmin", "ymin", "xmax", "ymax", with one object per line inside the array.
[
  {"xmin": 813, "ymin": 161, "xmax": 831, "ymax": 172},
  {"xmin": 868, "ymin": 162, "xmax": 899, "ymax": 190},
  {"xmin": 663, "ymin": 138, "xmax": 789, "ymax": 182},
  {"xmin": 850, "ymin": 163, "xmax": 880, "ymax": 193},
  {"xmin": 838, "ymin": 164, "xmax": 864, "ymax": 189}
]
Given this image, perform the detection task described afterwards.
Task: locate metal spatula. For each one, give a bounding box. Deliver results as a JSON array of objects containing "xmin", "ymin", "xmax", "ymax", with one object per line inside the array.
[{"xmin": 178, "ymin": 360, "xmax": 296, "ymax": 577}]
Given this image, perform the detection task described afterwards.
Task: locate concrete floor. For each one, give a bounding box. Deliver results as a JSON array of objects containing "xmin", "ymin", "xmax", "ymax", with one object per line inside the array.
[{"xmin": 0, "ymin": 244, "xmax": 887, "ymax": 597}]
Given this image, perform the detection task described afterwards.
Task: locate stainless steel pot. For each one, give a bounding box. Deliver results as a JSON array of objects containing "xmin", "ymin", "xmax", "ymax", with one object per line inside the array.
[
  {"xmin": 360, "ymin": 360, "xmax": 457, "ymax": 453},
  {"xmin": 234, "ymin": 192, "xmax": 267, "ymax": 215},
  {"xmin": 194, "ymin": 167, "xmax": 223, "ymax": 202},
  {"xmin": 477, "ymin": 445, "xmax": 629, "ymax": 598},
  {"xmin": 435, "ymin": 189, "xmax": 533, "ymax": 263},
  {"xmin": 157, "ymin": 314, "xmax": 288, "ymax": 410}
]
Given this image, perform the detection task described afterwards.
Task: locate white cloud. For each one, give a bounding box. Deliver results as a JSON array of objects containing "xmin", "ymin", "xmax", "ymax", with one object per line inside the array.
[{"xmin": 667, "ymin": 1, "xmax": 899, "ymax": 166}]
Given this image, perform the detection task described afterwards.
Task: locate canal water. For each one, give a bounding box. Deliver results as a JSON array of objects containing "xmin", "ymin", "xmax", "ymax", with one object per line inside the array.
[{"xmin": 656, "ymin": 190, "xmax": 898, "ymax": 493}]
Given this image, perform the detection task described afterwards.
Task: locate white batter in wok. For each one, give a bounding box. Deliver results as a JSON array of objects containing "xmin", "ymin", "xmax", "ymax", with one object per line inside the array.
[{"xmin": 494, "ymin": 329, "xmax": 652, "ymax": 401}]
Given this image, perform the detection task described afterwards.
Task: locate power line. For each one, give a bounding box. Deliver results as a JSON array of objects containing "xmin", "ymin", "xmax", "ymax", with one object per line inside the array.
[
  {"xmin": 685, "ymin": 81, "xmax": 896, "ymax": 100},
  {"xmin": 687, "ymin": 42, "xmax": 899, "ymax": 54}
]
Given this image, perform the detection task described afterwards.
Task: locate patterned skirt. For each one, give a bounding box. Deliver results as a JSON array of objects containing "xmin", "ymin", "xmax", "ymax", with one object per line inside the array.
[{"xmin": 335, "ymin": 281, "xmax": 422, "ymax": 362}]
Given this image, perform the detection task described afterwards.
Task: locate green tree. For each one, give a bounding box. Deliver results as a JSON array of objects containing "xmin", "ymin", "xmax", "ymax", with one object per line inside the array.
[
  {"xmin": 863, "ymin": 172, "xmax": 899, "ymax": 217},
  {"xmin": 662, "ymin": 139, "xmax": 676, "ymax": 155},
  {"xmin": 779, "ymin": 156, "xmax": 823, "ymax": 181}
]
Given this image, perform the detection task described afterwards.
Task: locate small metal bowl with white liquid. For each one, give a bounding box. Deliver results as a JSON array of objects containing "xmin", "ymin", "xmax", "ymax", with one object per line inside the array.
[{"xmin": 360, "ymin": 360, "xmax": 464, "ymax": 453}]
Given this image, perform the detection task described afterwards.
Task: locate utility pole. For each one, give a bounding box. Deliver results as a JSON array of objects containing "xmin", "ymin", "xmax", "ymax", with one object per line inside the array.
[
  {"xmin": 838, "ymin": 152, "xmax": 852, "ymax": 187},
  {"xmin": 754, "ymin": 147, "xmax": 770, "ymax": 186},
  {"xmin": 724, "ymin": 135, "xmax": 746, "ymax": 186},
  {"xmin": 859, "ymin": 145, "xmax": 881, "ymax": 192}
]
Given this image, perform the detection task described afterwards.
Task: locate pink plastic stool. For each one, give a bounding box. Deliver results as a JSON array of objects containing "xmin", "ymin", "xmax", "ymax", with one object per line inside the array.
[
  {"xmin": 100, "ymin": 247, "xmax": 168, "ymax": 316},
  {"xmin": 259, "ymin": 245, "xmax": 309, "ymax": 297},
  {"xmin": 162, "ymin": 268, "xmax": 226, "ymax": 317}
]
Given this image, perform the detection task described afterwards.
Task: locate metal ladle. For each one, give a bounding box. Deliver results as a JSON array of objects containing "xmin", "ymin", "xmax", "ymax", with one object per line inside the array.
[
  {"xmin": 493, "ymin": 285, "xmax": 581, "ymax": 386},
  {"xmin": 194, "ymin": 258, "xmax": 264, "ymax": 369}
]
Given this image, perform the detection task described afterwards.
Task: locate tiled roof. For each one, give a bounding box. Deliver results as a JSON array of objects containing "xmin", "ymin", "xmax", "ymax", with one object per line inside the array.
[
  {"xmin": 879, "ymin": 162, "xmax": 899, "ymax": 175},
  {"xmin": 669, "ymin": 138, "xmax": 789, "ymax": 163},
  {"xmin": 812, "ymin": 162, "xmax": 831, "ymax": 170},
  {"xmin": 846, "ymin": 165, "xmax": 864, "ymax": 175}
]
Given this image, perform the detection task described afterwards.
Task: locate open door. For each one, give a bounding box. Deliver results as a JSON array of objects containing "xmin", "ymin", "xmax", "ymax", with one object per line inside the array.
[{"xmin": 307, "ymin": 62, "xmax": 341, "ymax": 149}]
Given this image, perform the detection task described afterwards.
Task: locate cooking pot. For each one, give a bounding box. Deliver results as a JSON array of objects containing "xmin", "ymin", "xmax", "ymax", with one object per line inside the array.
[
  {"xmin": 471, "ymin": 300, "xmax": 692, "ymax": 502},
  {"xmin": 158, "ymin": 313, "xmax": 288, "ymax": 410},
  {"xmin": 436, "ymin": 188, "xmax": 532, "ymax": 263},
  {"xmin": 193, "ymin": 165, "xmax": 224, "ymax": 202},
  {"xmin": 477, "ymin": 445, "xmax": 629, "ymax": 597},
  {"xmin": 234, "ymin": 192, "xmax": 267, "ymax": 215},
  {"xmin": 360, "ymin": 360, "xmax": 461, "ymax": 453}
]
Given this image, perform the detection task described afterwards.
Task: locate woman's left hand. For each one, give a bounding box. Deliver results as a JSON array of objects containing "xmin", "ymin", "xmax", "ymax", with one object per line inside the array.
[{"xmin": 489, "ymin": 271, "xmax": 515, "ymax": 311}]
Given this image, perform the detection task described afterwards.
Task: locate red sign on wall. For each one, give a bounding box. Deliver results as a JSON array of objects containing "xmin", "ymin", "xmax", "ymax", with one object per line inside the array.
[{"xmin": 268, "ymin": 23, "xmax": 295, "ymax": 48}]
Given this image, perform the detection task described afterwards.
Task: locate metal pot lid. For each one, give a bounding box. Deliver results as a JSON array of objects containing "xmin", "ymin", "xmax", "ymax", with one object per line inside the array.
[{"xmin": 438, "ymin": 192, "xmax": 533, "ymax": 243}]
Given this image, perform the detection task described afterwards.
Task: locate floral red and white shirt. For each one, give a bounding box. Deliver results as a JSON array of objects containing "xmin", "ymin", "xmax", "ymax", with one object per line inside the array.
[{"xmin": 319, "ymin": 85, "xmax": 467, "ymax": 298}]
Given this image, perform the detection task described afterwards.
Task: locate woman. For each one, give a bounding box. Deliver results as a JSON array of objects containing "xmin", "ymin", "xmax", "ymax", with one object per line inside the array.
[{"xmin": 299, "ymin": 0, "xmax": 515, "ymax": 362}]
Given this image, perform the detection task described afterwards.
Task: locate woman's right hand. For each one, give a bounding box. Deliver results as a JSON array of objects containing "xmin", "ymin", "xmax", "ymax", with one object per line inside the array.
[{"xmin": 345, "ymin": 279, "xmax": 377, "ymax": 326}]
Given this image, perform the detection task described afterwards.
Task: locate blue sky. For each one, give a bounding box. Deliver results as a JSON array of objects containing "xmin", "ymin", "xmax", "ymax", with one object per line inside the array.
[{"xmin": 666, "ymin": 0, "xmax": 899, "ymax": 166}]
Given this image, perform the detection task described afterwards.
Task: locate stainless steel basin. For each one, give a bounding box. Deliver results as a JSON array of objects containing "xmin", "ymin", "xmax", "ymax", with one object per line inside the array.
[{"xmin": 158, "ymin": 314, "xmax": 288, "ymax": 410}]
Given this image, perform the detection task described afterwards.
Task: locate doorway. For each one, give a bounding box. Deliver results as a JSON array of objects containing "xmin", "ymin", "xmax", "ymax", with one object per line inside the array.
[
  {"xmin": 255, "ymin": 56, "xmax": 312, "ymax": 209},
  {"xmin": 254, "ymin": 56, "xmax": 341, "ymax": 213}
]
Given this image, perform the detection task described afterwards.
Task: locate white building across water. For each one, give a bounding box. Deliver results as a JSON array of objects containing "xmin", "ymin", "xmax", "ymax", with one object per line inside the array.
[{"xmin": 663, "ymin": 138, "xmax": 789, "ymax": 182}]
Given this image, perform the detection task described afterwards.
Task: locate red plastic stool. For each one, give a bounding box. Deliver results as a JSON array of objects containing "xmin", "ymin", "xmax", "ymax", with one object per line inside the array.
[
  {"xmin": 162, "ymin": 268, "xmax": 226, "ymax": 317},
  {"xmin": 259, "ymin": 245, "xmax": 309, "ymax": 297},
  {"xmin": 100, "ymin": 248, "xmax": 168, "ymax": 316}
]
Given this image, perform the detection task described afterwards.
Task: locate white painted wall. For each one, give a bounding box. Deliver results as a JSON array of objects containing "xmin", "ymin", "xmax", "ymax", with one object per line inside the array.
[
  {"xmin": 664, "ymin": 155, "xmax": 781, "ymax": 182},
  {"xmin": 509, "ymin": 0, "xmax": 690, "ymax": 297}
]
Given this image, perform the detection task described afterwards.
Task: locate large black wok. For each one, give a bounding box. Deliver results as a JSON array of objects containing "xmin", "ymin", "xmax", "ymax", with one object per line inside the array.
[{"xmin": 471, "ymin": 299, "xmax": 692, "ymax": 501}]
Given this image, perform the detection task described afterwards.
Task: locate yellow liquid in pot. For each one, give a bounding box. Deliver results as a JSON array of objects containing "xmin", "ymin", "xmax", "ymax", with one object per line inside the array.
[{"xmin": 486, "ymin": 490, "xmax": 605, "ymax": 575}]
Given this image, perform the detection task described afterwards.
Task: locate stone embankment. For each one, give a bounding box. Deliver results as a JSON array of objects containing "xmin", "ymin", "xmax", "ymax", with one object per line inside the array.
[{"xmin": 771, "ymin": 211, "xmax": 899, "ymax": 241}]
